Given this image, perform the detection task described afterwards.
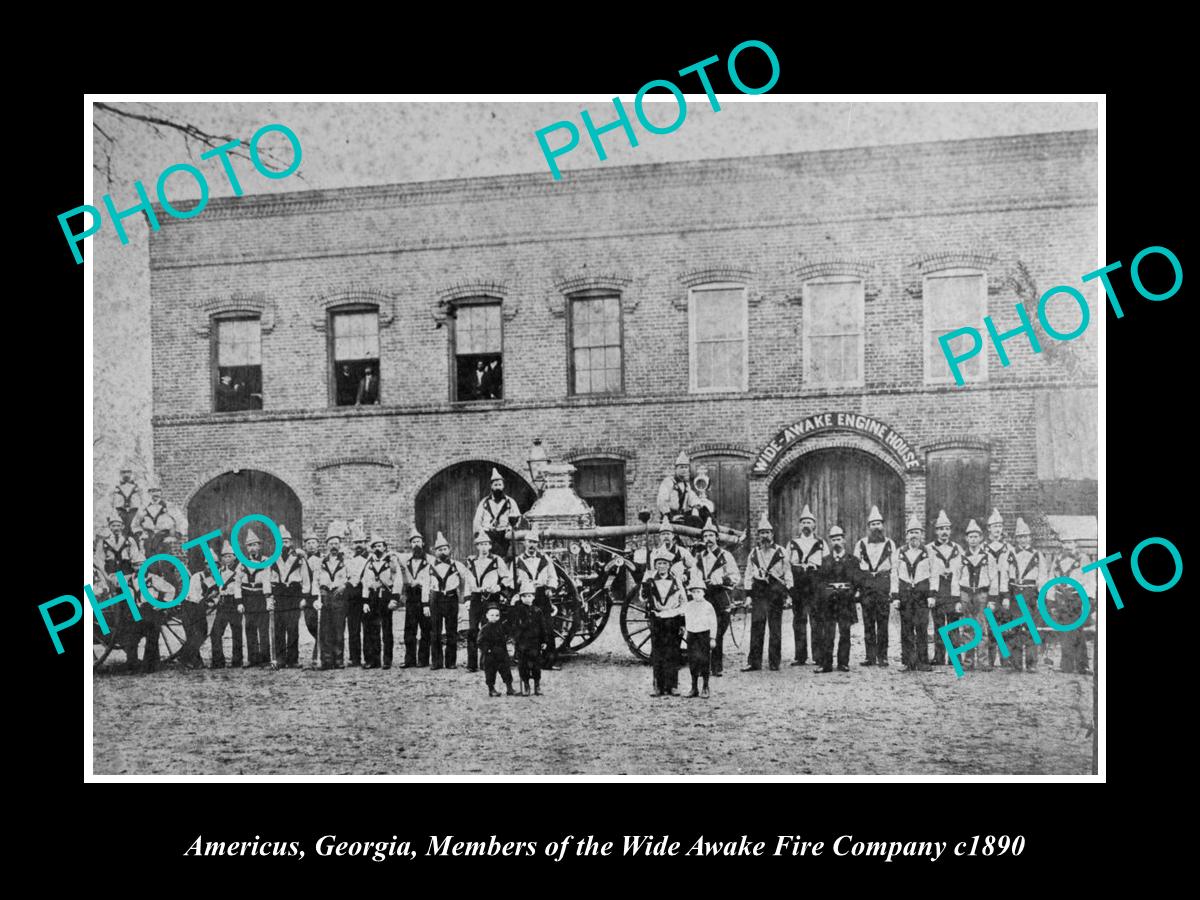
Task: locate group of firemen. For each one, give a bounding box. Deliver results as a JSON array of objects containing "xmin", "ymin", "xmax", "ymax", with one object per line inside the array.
[
  {"xmin": 647, "ymin": 452, "xmax": 1095, "ymax": 683},
  {"xmin": 721, "ymin": 505, "xmax": 1094, "ymax": 676},
  {"xmin": 97, "ymin": 457, "xmax": 1093, "ymax": 686},
  {"xmin": 96, "ymin": 467, "xmax": 556, "ymax": 695}
]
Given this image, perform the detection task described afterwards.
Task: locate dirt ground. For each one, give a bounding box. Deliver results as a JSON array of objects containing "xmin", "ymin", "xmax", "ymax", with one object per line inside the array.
[{"xmin": 92, "ymin": 610, "xmax": 1096, "ymax": 776}]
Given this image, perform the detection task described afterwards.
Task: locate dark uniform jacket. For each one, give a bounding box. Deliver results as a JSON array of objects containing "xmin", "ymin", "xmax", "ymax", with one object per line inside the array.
[
  {"xmin": 477, "ymin": 621, "xmax": 511, "ymax": 660},
  {"xmin": 817, "ymin": 551, "xmax": 860, "ymax": 624},
  {"xmin": 511, "ymin": 603, "xmax": 550, "ymax": 652}
]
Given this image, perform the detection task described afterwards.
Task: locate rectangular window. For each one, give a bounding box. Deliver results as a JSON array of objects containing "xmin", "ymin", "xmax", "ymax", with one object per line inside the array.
[
  {"xmin": 689, "ymin": 285, "xmax": 747, "ymax": 392},
  {"xmin": 331, "ymin": 309, "xmax": 380, "ymax": 406},
  {"xmin": 569, "ymin": 294, "xmax": 623, "ymax": 395},
  {"xmin": 804, "ymin": 277, "xmax": 865, "ymax": 387},
  {"xmin": 454, "ymin": 302, "xmax": 503, "ymax": 401},
  {"xmin": 925, "ymin": 271, "xmax": 987, "ymax": 383},
  {"xmin": 214, "ymin": 317, "xmax": 262, "ymax": 412}
]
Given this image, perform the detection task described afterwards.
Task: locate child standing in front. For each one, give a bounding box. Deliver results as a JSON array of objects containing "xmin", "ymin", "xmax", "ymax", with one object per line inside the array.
[
  {"xmin": 477, "ymin": 603, "xmax": 515, "ymax": 696},
  {"xmin": 512, "ymin": 584, "xmax": 550, "ymax": 696},
  {"xmin": 683, "ymin": 571, "xmax": 718, "ymax": 698}
]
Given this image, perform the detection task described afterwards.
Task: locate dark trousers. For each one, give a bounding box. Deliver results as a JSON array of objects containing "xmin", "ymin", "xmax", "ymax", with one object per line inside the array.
[
  {"xmin": 303, "ymin": 602, "xmax": 320, "ymax": 662},
  {"xmin": 430, "ymin": 593, "xmax": 459, "ymax": 667},
  {"xmin": 898, "ymin": 590, "xmax": 930, "ymax": 669},
  {"xmin": 790, "ymin": 575, "xmax": 817, "ymax": 663},
  {"xmin": 466, "ymin": 593, "xmax": 487, "ymax": 670},
  {"xmin": 930, "ymin": 594, "xmax": 956, "ymax": 664},
  {"xmin": 1054, "ymin": 589, "xmax": 1090, "ymax": 673},
  {"xmin": 535, "ymin": 587, "xmax": 557, "ymax": 667},
  {"xmin": 242, "ymin": 591, "xmax": 270, "ymax": 666},
  {"xmin": 706, "ymin": 586, "xmax": 732, "ymax": 674},
  {"xmin": 649, "ymin": 616, "xmax": 681, "ymax": 693},
  {"xmin": 319, "ymin": 588, "xmax": 347, "ymax": 667},
  {"xmin": 130, "ymin": 608, "xmax": 161, "ymax": 672},
  {"xmin": 179, "ymin": 602, "xmax": 208, "ymax": 668},
  {"xmin": 210, "ymin": 598, "xmax": 243, "ymax": 667},
  {"xmin": 484, "ymin": 650, "xmax": 513, "ymax": 687},
  {"xmin": 809, "ymin": 599, "xmax": 829, "ymax": 668},
  {"xmin": 273, "ymin": 586, "xmax": 302, "ymax": 667},
  {"xmin": 747, "ymin": 583, "xmax": 786, "ymax": 669},
  {"xmin": 988, "ymin": 600, "xmax": 1014, "ymax": 667},
  {"xmin": 517, "ymin": 646, "xmax": 542, "ymax": 682},
  {"xmin": 346, "ymin": 589, "xmax": 363, "ymax": 665},
  {"xmin": 402, "ymin": 587, "xmax": 431, "ymax": 666},
  {"xmin": 362, "ymin": 589, "xmax": 394, "ymax": 667},
  {"xmin": 960, "ymin": 590, "xmax": 987, "ymax": 669},
  {"xmin": 860, "ymin": 590, "xmax": 891, "ymax": 665},
  {"xmin": 1008, "ymin": 582, "xmax": 1040, "ymax": 669},
  {"xmin": 819, "ymin": 590, "xmax": 854, "ymax": 669},
  {"xmin": 687, "ymin": 630, "xmax": 711, "ymax": 681}
]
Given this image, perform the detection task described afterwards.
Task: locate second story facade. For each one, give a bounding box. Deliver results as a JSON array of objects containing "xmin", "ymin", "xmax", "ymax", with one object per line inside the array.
[{"xmin": 149, "ymin": 130, "xmax": 1099, "ymax": 423}]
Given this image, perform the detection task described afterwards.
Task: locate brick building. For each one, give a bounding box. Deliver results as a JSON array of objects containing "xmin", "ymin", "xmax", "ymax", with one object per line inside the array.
[{"xmin": 149, "ymin": 130, "xmax": 1098, "ymax": 564}]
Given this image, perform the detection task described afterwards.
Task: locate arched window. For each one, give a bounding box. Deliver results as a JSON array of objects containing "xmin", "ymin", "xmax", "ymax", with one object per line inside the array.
[
  {"xmin": 451, "ymin": 299, "xmax": 503, "ymax": 402},
  {"xmin": 688, "ymin": 283, "xmax": 748, "ymax": 393},
  {"xmin": 568, "ymin": 291, "xmax": 624, "ymax": 396},
  {"xmin": 328, "ymin": 304, "xmax": 380, "ymax": 406},
  {"xmin": 212, "ymin": 314, "xmax": 262, "ymax": 412},
  {"xmin": 803, "ymin": 276, "xmax": 865, "ymax": 387},
  {"xmin": 924, "ymin": 267, "xmax": 988, "ymax": 384}
]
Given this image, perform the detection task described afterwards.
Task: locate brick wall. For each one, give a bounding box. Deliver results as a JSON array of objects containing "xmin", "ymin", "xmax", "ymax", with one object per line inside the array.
[{"xmin": 150, "ymin": 130, "xmax": 1098, "ymax": 541}]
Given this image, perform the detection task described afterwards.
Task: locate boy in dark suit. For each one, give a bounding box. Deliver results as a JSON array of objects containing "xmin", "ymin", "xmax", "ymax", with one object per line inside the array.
[
  {"xmin": 512, "ymin": 584, "xmax": 550, "ymax": 696},
  {"xmin": 477, "ymin": 603, "xmax": 515, "ymax": 696}
]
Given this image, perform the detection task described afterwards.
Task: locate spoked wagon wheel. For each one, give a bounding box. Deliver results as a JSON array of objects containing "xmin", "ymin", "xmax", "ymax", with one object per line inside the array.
[
  {"xmin": 619, "ymin": 594, "xmax": 653, "ymax": 662},
  {"xmin": 546, "ymin": 562, "xmax": 582, "ymax": 654},
  {"xmin": 157, "ymin": 607, "xmax": 190, "ymax": 663},
  {"xmin": 93, "ymin": 620, "xmax": 119, "ymax": 670},
  {"xmin": 561, "ymin": 573, "xmax": 612, "ymax": 653}
]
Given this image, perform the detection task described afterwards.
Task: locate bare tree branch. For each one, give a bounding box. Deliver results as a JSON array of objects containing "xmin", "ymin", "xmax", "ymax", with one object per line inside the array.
[{"xmin": 92, "ymin": 102, "xmax": 304, "ymax": 181}]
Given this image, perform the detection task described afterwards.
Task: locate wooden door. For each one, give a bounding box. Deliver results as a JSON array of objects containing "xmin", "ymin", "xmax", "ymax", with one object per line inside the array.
[
  {"xmin": 573, "ymin": 459, "xmax": 626, "ymax": 534},
  {"xmin": 770, "ymin": 449, "xmax": 905, "ymax": 547},
  {"xmin": 694, "ymin": 455, "xmax": 750, "ymax": 563},
  {"xmin": 925, "ymin": 448, "xmax": 991, "ymax": 544},
  {"xmin": 416, "ymin": 462, "xmax": 535, "ymax": 556},
  {"xmin": 185, "ymin": 470, "xmax": 302, "ymax": 570}
]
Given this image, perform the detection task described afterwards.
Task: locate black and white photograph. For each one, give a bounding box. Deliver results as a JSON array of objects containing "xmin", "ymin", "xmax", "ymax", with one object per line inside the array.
[{"xmin": 85, "ymin": 96, "xmax": 1101, "ymax": 777}]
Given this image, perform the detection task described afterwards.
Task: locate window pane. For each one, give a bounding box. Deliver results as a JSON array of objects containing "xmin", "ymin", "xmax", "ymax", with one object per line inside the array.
[
  {"xmin": 456, "ymin": 304, "xmax": 502, "ymax": 354},
  {"xmin": 605, "ymin": 346, "xmax": 621, "ymax": 371},
  {"xmin": 333, "ymin": 311, "xmax": 379, "ymax": 361},
  {"xmin": 695, "ymin": 343, "xmax": 713, "ymax": 389},
  {"xmin": 926, "ymin": 274, "xmax": 984, "ymax": 329},
  {"xmin": 217, "ymin": 318, "xmax": 261, "ymax": 367},
  {"xmin": 808, "ymin": 281, "xmax": 863, "ymax": 334},
  {"xmin": 842, "ymin": 335, "xmax": 860, "ymax": 382},
  {"xmin": 574, "ymin": 363, "xmax": 591, "ymax": 394},
  {"xmin": 693, "ymin": 288, "xmax": 744, "ymax": 341},
  {"xmin": 571, "ymin": 295, "xmax": 622, "ymax": 394}
]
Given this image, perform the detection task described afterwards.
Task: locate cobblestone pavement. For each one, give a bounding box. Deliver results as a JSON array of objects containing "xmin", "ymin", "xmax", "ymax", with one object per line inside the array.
[{"xmin": 92, "ymin": 609, "xmax": 1096, "ymax": 775}]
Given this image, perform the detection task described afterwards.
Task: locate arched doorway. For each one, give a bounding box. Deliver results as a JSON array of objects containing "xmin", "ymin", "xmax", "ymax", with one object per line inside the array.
[
  {"xmin": 769, "ymin": 448, "xmax": 905, "ymax": 547},
  {"xmin": 415, "ymin": 461, "xmax": 535, "ymax": 556},
  {"xmin": 186, "ymin": 470, "xmax": 302, "ymax": 570}
]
